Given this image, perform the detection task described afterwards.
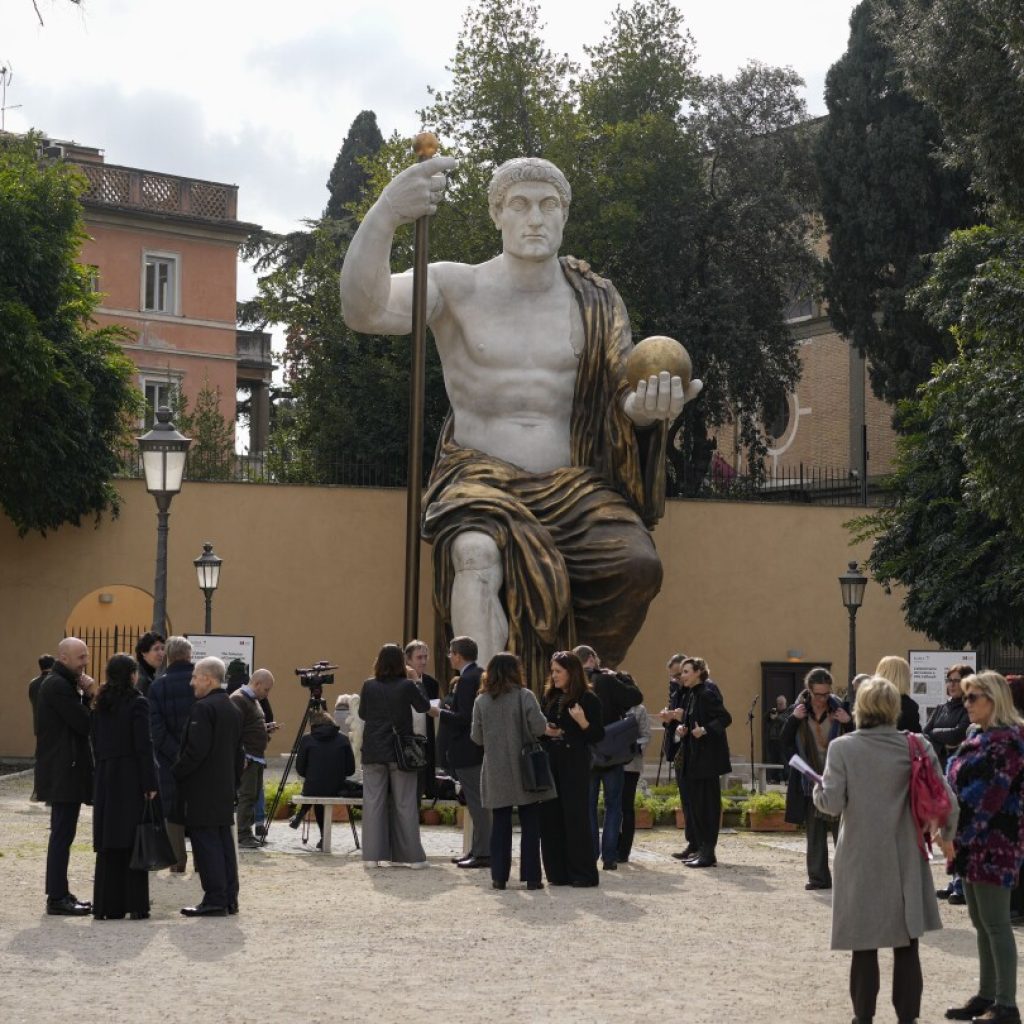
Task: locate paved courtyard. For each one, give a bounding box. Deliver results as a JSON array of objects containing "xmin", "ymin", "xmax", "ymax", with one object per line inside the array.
[{"xmin": 0, "ymin": 770, "xmax": 983, "ymax": 1024}]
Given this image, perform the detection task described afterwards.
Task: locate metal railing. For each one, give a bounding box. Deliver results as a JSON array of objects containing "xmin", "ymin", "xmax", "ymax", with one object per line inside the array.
[
  {"xmin": 114, "ymin": 449, "xmax": 893, "ymax": 506},
  {"xmin": 65, "ymin": 625, "xmax": 147, "ymax": 681}
]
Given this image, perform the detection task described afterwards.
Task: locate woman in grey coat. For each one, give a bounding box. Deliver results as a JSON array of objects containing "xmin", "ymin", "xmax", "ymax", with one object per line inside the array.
[
  {"xmin": 470, "ymin": 652, "xmax": 558, "ymax": 890},
  {"xmin": 813, "ymin": 676, "xmax": 958, "ymax": 1024}
]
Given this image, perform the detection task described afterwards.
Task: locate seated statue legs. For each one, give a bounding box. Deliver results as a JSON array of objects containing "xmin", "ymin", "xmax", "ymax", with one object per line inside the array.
[{"xmin": 450, "ymin": 530, "xmax": 508, "ymax": 665}]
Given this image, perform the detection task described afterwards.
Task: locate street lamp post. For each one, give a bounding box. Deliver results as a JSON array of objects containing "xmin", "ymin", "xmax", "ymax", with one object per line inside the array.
[
  {"xmin": 193, "ymin": 542, "xmax": 222, "ymax": 633},
  {"xmin": 137, "ymin": 407, "xmax": 191, "ymax": 634},
  {"xmin": 839, "ymin": 560, "xmax": 868, "ymax": 685}
]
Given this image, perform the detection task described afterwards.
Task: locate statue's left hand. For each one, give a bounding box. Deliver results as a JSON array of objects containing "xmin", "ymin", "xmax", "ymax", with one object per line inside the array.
[{"xmin": 624, "ymin": 372, "xmax": 703, "ymax": 427}]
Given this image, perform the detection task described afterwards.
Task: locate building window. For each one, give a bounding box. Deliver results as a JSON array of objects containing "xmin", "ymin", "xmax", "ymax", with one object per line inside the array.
[
  {"xmin": 141, "ymin": 376, "xmax": 179, "ymax": 429},
  {"xmin": 765, "ymin": 388, "xmax": 792, "ymax": 443},
  {"xmin": 142, "ymin": 252, "xmax": 179, "ymax": 314}
]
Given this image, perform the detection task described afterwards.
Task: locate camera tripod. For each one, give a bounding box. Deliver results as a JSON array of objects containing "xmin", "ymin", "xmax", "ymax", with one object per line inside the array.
[{"xmin": 259, "ymin": 687, "xmax": 327, "ymax": 846}]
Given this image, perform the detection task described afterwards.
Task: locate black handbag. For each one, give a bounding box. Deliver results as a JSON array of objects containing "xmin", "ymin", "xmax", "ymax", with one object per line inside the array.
[
  {"xmin": 392, "ymin": 728, "xmax": 429, "ymax": 772},
  {"xmin": 519, "ymin": 690, "xmax": 553, "ymax": 792},
  {"xmin": 590, "ymin": 714, "xmax": 640, "ymax": 770},
  {"xmin": 130, "ymin": 798, "xmax": 177, "ymax": 872}
]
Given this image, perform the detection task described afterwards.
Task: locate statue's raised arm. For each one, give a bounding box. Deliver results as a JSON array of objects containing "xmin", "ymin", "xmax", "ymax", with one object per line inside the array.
[{"xmin": 339, "ymin": 155, "xmax": 457, "ymax": 336}]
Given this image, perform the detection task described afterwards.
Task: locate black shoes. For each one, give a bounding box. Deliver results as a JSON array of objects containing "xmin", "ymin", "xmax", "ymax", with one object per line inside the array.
[
  {"xmin": 526, "ymin": 880, "xmax": 544, "ymax": 890},
  {"xmin": 457, "ymin": 856, "xmax": 490, "ymax": 869},
  {"xmin": 805, "ymin": 881, "xmax": 832, "ymax": 890},
  {"xmin": 602, "ymin": 861, "xmax": 617, "ymax": 871},
  {"xmin": 288, "ymin": 811, "xmax": 305, "ymax": 830},
  {"xmin": 672, "ymin": 846, "xmax": 698, "ymax": 861},
  {"xmin": 948, "ymin": 892, "xmax": 967, "ymax": 905},
  {"xmin": 685, "ymin": 854, "xmax": 717, "ymax": 868},
  {"xmin": 937, "ymin": 887, "xmax": 951, "ymax": 899},
  {"xmin": 180, "ymin": 904, "xmax": 228, "ymax": 917},
  {"xmin": 47, "ymin": 895, "xmax": 91, "ymax": 916},
  {"xmin": 491, "ymin": 880, "xmax": 506, "ymax": 890},
  {"xmin": 945, "ymin": 996, "xmax": 994, "ymax": 1020},
  {"xmin": 451, "ymin": 854, "xmax": 471, "ymax": 864},
  {"xmin": 973, "ymin": 1006, "xmax": 1022, "ymax": 1024}
]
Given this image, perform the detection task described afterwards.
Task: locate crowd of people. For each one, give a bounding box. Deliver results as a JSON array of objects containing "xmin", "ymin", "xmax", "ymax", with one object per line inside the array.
[{"xmin": 26, "ymin": 634, "xmax": 1024, "ymax": 1023}]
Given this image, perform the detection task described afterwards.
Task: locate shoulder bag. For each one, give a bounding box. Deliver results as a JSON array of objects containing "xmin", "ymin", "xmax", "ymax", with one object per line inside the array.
[
  {"xmin": 591, "ymin": 714, "xmax": 640, "ymax": 770},
  {"xmin": 390, "ymin": 682, "xmax": 429, "ymax": 771},
  {"xmin": 130, "ymin": 797, "xmax": 178, "ymax": 872},
  {"xmin": 906, "ymin": 732, "xmax": 952, "ymax": 857},
  {"xmin": 519, "ymin": 690, "xmax": 553, "ymax": 792}
]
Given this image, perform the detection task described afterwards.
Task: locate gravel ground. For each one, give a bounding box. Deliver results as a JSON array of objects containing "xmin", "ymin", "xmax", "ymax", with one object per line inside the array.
[{"xmin": 0, "ymin": 769, "xmax": 984, "ymax": 1024}]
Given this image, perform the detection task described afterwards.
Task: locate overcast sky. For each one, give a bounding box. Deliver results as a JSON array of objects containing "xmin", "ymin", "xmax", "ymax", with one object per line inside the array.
[{"xmin": 7, "ymin": 0, "xmax": 859, "ymax": 286}]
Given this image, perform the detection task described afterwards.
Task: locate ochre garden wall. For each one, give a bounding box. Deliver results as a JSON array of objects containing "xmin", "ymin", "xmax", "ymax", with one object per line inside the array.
[{"xmin": 0, "ymin": 480, "xmax": 935, "ymax": 758}]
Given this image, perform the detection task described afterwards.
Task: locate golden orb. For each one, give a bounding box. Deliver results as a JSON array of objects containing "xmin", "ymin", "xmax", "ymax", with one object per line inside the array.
[
  {"xmin": 413, "ymin": 131, "xmax": 440, "ymax": 161},
  {"xmin": 625, "ymin": 335, "xmax": 692, "ymax": 390}
]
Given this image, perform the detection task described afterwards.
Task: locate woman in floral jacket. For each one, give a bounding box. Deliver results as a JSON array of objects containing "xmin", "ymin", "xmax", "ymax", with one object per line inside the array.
[{"xmin": 945, "ymin": 671, "xmax": 1024, "ymax": 1024}]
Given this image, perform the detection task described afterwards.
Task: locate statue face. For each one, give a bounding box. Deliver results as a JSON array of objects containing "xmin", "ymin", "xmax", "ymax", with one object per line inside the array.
[{"xmin": 495, "ymin": 181, "xmax": 565, "ymax": 260}]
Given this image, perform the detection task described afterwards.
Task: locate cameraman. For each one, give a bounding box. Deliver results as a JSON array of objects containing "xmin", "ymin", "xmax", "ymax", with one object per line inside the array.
[{"xmin": 782, "ymin": 667, "xmax": 852, "ymax": 890}]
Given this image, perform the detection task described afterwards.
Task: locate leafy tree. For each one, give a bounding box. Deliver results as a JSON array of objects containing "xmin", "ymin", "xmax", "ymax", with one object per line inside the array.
[
  {"xmin": 817, "ymin": 0, "xmax": 977, "ymax": 403},
  {"xmin": 324, "ymin": 110, "xmax": 384, "ymax": 220},
  {"xmin": 176, "ymin": 376, "xmax": 236, "ymax": 480},
  {"xmin": 878, "ymin": 0, "xmax": 1024, "ymax": 216},
  {"xmin": 0, "ymin": 132, "xmax": 141, "ymax": 535}
]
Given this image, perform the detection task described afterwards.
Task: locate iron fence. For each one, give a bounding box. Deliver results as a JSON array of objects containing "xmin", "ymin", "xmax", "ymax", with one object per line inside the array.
[
  {"xmin": 65, "ymin": 625, "xmax": 146, "ymax": 681},
  {"xmin": 114, "ymin": 449, "xmax": 892, "ymax": 507}
]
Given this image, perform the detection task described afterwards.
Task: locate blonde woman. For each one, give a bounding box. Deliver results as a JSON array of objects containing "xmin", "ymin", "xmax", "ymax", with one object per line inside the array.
[
  {"xmin": 944, "ymin": 672, "xmax": 1024, "ymax": 1024},
  {"xmin": 876, "ymin": 655, "xmax": 922, "ymax": 733},
  {"xmin": 813, "ymin": 676, "xmax": 957, "ymax": 1024}
]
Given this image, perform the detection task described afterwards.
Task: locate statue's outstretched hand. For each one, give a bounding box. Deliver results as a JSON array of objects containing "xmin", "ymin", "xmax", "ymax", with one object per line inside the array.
[
  {"xmin": 624, "ymin": 371, "xmax": 704, "ymax": 427},
  {"xmin": 380, "ymin": 156, "xmax": 458, "ymax": 226}
]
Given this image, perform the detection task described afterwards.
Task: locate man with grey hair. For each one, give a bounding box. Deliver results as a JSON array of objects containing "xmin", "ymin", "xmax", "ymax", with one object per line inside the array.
[
  {"xmin": 231, "ymin": 668, "xmax": 275, "ymax": 849},
  {"xmin": 173, "ymin": 656, "xmax": 244, "ymax": 916},
  {"xmin": 35, "ymin": 637, "xmax": 97, "ymax": 915},
  {"xmin": 341, "ymin": 152, "xmax": 702, "ymax": 681},
  {"xmin": 149, "ymin": 635, "xmax": 195, "ymax": 872}
]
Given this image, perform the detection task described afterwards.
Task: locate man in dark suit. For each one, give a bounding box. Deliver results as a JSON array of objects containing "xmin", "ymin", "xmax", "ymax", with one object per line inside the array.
[
  {"xmin": 172, "ymin": 656, "xmax": 244, "ymax": 916},
  {"xmin": 438, "ymin": 635, "xmax": 490, "ymax": 868},
  {"xmin": 34, "ymin": 637, "xmax": 97, "ymax": 915}
]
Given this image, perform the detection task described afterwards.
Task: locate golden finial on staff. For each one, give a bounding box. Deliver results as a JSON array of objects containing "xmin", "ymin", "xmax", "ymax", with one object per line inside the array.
[{"xmin": 413, "ymin": 131, "xmax": 440, "ymax": 162}]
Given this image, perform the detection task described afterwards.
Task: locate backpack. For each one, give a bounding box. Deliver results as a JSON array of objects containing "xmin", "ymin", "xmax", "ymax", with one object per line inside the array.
[
  {"xmin": 591, "ymin": 715, "xmax": 640, "ymax": 770},
  {"xmin": 906, "ymin": 733, "xmax": 953, "ymax": 857}
]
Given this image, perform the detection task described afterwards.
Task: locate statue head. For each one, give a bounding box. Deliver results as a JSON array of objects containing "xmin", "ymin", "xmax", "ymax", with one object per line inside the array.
[{"xmin": 488, "ymin": 157, "xmax": 571, "ymax": 227}]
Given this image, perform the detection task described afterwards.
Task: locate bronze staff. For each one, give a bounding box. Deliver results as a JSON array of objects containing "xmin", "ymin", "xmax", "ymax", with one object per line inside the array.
[{"xmin": 404, "ymin": 131, "xmax": 440, "ymax": 642}]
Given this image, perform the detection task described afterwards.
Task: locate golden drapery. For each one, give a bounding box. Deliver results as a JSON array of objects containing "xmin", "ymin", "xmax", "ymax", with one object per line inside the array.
[{"xmin": 423, "ymin": 257, "xmax": 668, "ymax": 691}]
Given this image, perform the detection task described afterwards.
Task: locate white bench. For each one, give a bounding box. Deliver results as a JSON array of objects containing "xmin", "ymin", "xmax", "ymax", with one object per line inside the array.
[{"xmin": 281, "ymin": 797, "xmax": 463, "ymax": 855}]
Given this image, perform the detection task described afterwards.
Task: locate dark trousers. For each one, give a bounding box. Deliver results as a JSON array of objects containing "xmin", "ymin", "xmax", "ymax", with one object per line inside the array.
[
  {"xmin": 540, "ymin": 741, "xmax": 598, "ymax": 886},
  {"xmin": 806, "ymin": 805, "xmax": 840, "ymax": 886},
  {"xmin": 93, "ymin": 849, "xmax": 149, "ymax": 918},
  {"xmin": 490, "ymin": 803, "xmax": 541, "ymax": 885},
  {"xmin": 682, "ymin": 775, "xmax": 721, "ymax": 855},
  {"xmin": 850, "ymin": 940, "xmax": 921, "ymax": 1022},
  {"xmin": 189, "ymin": 826, "xmax": 238, "ymax": 909},
  {"xmin": 588, "ymin": 764, "xmax": 625, "ymax": 866},
  {"xmin": 618, "ymin": 770, "xmax": 640, "ymax": 861},
  {"xmin": 236, "ymin": 761, "xmax": 263, "ymax": 838},
  {"xmin": 46, "ymin": 801, "xmax": 81, "ymax": 900},
  {"xmin": 676, "ymin": 768, "xmax": 697, "ymax": 850}
]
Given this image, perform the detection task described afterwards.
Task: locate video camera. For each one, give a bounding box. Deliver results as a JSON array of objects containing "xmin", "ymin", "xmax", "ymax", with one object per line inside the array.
[{"xmin": 295, "ymin": 661, "xmax": 337, "ymax": 690}]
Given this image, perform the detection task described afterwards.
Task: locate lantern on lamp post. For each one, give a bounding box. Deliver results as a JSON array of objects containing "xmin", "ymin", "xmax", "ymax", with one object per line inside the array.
[
  {"xmin": 137, "ymin": 407, "xmax": 191, "ymax": 634},
  {"xmin": 193, "ymin": 542, "xmax": 222, "ymax": 633},
  {"xmin": 839, "ymin": 560, "xmax": 868, "ymax": 686}
]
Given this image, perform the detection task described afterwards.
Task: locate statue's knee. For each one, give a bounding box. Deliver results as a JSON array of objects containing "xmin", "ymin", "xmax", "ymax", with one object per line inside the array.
[
  {"xmin": 451, "ymin": 531, "xmax": 500, "ymax": 573},
  {"xmin": 631, "ymin": 546, "xmax": 663, "ymax": 597}
]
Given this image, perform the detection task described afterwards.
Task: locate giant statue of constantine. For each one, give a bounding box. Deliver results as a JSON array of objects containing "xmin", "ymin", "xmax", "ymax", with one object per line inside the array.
[{"xmin": 340, "ymin": 155, "xmax": 701, "ymax": 682}]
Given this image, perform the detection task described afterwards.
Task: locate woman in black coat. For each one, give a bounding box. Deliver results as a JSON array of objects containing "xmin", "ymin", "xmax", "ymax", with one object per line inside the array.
[
  {"xmin": 539, "ymin": 651, "xmax": 604, "ymax": 887},
  {"xmin": 293, "ymin": 710, "xmax": 356, "ymax": 848},
  {"xmin": 91, "ymin": 654, "xmax": 159, "ymax": 920},
  {"xmin": 405, "ymin": 640, "xmax": 440, "ymax": 798},
  {"xmin": 133, "ymin": 631, "xmax": 165, "ymax": 698},
  {"xmin": 660, "ymin": 657, "xmax": 732, "ymax": 868}
]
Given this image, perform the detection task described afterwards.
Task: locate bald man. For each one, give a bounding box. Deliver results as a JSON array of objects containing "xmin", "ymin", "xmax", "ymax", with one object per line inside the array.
[
  {"xmin": 35, "ymin": 637, "xmax": 98, "ymax": 915},
  {"xmin": 230, "ymin": 668, "xmax": 275, "ymax": 849}
]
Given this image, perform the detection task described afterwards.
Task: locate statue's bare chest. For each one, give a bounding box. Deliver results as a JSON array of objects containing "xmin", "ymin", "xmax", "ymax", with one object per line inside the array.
[{"xmin": 442, "ymin": 281, "xmax": 584, "ymax": 374}]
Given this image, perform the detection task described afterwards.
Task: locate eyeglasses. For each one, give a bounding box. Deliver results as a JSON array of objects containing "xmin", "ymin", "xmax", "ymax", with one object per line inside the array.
[
  {"xmin": 946, "ymin": 676, "xmax": 961, "ymax": 683},
  {"xmin": 963, "ymin": 692, "xmax": 988, "ymax": 704},
  {"xmin": 810, "ymin": 689, "xmax": 832, "ymax": 698}
]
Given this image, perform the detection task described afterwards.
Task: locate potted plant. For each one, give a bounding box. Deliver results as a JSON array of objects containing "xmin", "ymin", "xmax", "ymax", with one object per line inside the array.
[
  {"xmin": 633, "ymin": 793, "xmax": 656, "ymax": 829},
  {"xmin": 266, "ymin": 781, "xmax": 302, "ymax": 820},
  {"xmin": 745, "ymin": 791, "xmax": 794, "ymax": 831},
  {"xmin": 421, "ymin": 807, "xmax": 442, "ymax": 826}
]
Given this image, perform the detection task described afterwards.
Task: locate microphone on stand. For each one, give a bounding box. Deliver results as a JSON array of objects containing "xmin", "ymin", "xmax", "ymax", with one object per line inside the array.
[{"xmin": 746, "ymin": 693, "xmax": 759, "ymax": 722}]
